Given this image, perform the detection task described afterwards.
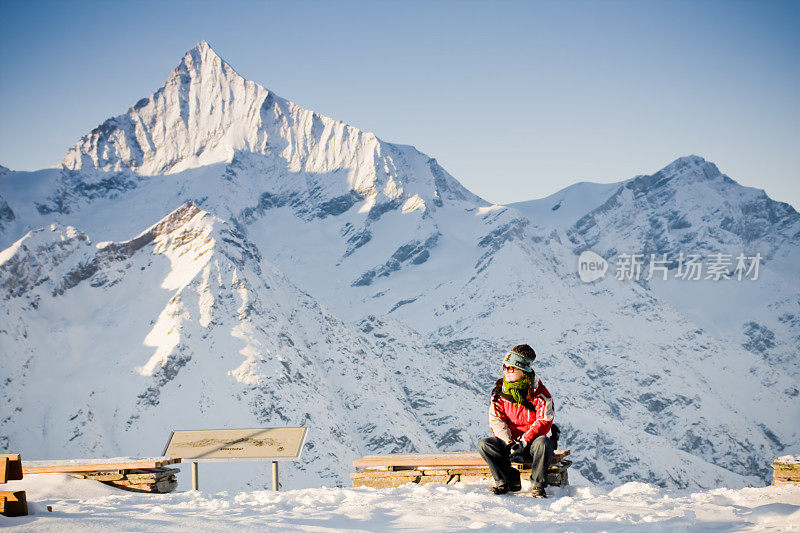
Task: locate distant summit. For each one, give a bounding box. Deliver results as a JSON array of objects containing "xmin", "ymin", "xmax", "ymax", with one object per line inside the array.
[
  {"xmin": 58, "ymin": 42, "xmax": 480, "ymax": 217},
  {"xmin": 62, "ymin": 41, "xmax": 270, "ymax": 175}
]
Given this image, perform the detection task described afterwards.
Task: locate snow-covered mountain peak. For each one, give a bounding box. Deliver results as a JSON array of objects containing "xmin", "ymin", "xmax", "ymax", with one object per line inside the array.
[
  {"xmin": 60, "ymin": 41, "xmax": 271, "ymax": 176},
  {"xmin": 507, "ymin": 155, "xmax": 724, "ymax": 232},
  {"xmin": 0, "ymin": 202, "xmax": 211, "ymax": 301},
  {"xmin": 184, "ymin": 40, "xmax": 224, "ymax": 67},
  {"xmin": 632, "ymin": 154, "xmax": 725, "ymax": 190},
  {"xmin": 165, "ymin": 40, "xmax": 243, "ymax": 98},
  {"xmin": 0, "ymin": 222, "xmax": 93, "ymax": 300},
  {"xmin": 56, "ymin": 43, "xmax": 483, "ymax": 218},
  {"xmin": 562, "ymin": 155, "xmax": 800, "ymax": 263},
  {"xmin": 664, "ymin": 154, "xmax": 713, "ymax": 171}
]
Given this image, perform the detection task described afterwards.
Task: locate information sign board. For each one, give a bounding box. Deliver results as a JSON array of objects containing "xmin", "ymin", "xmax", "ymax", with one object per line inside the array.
[{"xmin": 163, "ymin": 427, "xmax": 308, "ymax": 462}]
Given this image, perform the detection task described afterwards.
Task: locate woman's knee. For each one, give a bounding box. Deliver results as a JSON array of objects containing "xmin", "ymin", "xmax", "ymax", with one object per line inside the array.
[
  {"xmin": 478, "ymin": 436, "xmax": 503, "ymax": 452},
  {"xmin": 530, "ymin": 435, "xmax": 552, "ymax": 451}
]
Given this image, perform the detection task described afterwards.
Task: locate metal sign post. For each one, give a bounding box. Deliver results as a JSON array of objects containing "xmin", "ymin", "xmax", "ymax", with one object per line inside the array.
[
  {"xmin": 163, "ymin": 427, "xmax": 309, "ymax": 492},
  {"xmin": 191, "ymin": 461, "xmax": 199, "ymax": 491}
]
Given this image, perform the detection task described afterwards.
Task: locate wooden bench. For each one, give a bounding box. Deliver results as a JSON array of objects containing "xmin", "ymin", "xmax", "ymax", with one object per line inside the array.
[
  {"xmin": 22, "ymin": 457, "xmax": 182, "ymax": 493},
  {"xmin": 1, "ymin": 454, "xmax": 28, "ymax": 517},
  {"xmin": 352, "ymin": 450, "xmax": 572, "ymax": 488},
  {"xmin": 772, "ymin": 455, "xmax": 800, "ymax": 486}
]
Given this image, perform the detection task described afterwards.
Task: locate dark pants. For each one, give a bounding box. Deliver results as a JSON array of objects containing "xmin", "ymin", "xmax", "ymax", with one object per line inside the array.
[{"xmin": 477, "ymin": 435, "xmax": 554, "ymax": 489}]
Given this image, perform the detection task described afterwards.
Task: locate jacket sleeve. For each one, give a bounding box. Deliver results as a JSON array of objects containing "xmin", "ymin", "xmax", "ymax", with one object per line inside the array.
[
  {"xmin": 521, "ymin": 381, "xmax": 554, "ymax": 444},
  {"xmin": 488, "ymin": 398, "xmax": 514, "ymax": 444}
]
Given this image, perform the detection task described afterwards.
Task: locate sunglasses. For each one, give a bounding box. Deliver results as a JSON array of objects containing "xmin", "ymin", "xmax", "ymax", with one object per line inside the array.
[{"xmin": 502, "ymin": 365, "xmax": 521, "ymax": 373}]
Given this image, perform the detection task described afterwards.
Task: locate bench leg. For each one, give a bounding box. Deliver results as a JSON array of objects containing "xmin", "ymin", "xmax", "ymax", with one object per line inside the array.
[{"xmin": 0, "ymin": 491, "xmax": 28, "ymax": 517}]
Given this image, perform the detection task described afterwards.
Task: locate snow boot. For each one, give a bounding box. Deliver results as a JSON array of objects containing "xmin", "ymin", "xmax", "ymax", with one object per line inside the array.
[
  {"xmin": 490, "ymin": 483, "xmax": 522, "ymax": 495},
  {"xmin": 530, "ymin": 486, "xmax": 547, "ymax": 498}
]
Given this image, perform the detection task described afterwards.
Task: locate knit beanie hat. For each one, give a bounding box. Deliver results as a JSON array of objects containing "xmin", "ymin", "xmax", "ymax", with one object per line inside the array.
[{"xmin": 502, "ymin": 344, "xmax": 537, "ymax": 373}]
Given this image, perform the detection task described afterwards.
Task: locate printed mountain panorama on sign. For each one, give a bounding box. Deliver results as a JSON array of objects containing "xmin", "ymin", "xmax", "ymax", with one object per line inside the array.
[{"xmin": 1, "ymin": 41, "xmax": 798, "ymax": 491}]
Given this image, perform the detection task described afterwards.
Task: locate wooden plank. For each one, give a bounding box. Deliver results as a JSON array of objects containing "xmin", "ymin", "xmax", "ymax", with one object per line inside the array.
[
  {"xmin": 80, "ymin": 473, "xmax": 126, "ymax": 481},
  {"xmin": 22, "ymin": 457, "xmax": 181, "ymax": 474},
  {"xmin": 415, "ymin": 475, "xmax": 451, "ymax": 485},
  {"xmin": 109, "ymin": 479, "xmax": 178, "ymax": 493},
  {"xmin": 128, "ymin": 467, "xmax": 181, "ymax": 475},
  {"xmin": 353, "ymin": 465, "xmax": 568, "ymax": 478},
  {"xmin": 773, "ymin": 467, "xmax": 800, "ymax": 478},
  {"xmin": 81, "ymin": 467, "xmax": 180, "ymax": 482},
  {"xmin": 353, "ymin": 450, "xmax": 570, "ymax": 468},
  {"xmin": 430, "ymin": 467, "xmax": 493, "ymax": 476},
  {"xmin": 773, "ymin": 478, "xmax": 800, "ymax": 486},
  {"xmin": 124, "ymin": 472, "xmax": 177, "ymax": 482},
  {"xmin": 0, "ymin": 490, "xmax": 28, "ymax": 517},
  {"xmin": 353, "ymin": 477, "xmax": 420, "ymax": 488},
  {"xmin": 353, "ymin": 452, "xmax": 485, "ymax": 467},
  {"xmin": 458, "ymin": 474, "xmax": 488, "ymax": 483},
  {"xmin": 351, "ymin": 470, "xmax": 428, "ymax": 479},
  {"xmin": 0, "ymin": 454, "xmax": 23, "ymax": 482},
  {"xmin": 419, "ymin": 469, "xmax": 451, "ymax": 476},
  {"xmin": 772, "ymin": 463, "xmax": 800, "ymax": 473}
]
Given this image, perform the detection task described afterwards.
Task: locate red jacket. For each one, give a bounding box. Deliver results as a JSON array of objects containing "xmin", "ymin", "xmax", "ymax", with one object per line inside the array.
[{"xmin": 488, "ymin": 376, "xmax": 554, "ymax": 445}]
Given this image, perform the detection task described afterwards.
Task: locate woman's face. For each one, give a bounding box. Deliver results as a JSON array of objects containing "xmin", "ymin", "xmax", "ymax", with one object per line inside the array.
[{"xmin": 503, "ymin": 365, "xmax": 525, "ymax": 382}]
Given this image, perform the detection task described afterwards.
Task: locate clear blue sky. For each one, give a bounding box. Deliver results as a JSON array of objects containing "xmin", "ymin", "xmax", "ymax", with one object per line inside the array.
[{"xmin": 1, "ymin": 0, "xmax": 798, "ymax": 208}]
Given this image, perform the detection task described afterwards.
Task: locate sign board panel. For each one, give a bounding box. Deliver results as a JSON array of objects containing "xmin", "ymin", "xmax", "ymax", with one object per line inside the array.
[{"xmin": 162, "ymin": 427, "xmax": 308, "ymax": 462}]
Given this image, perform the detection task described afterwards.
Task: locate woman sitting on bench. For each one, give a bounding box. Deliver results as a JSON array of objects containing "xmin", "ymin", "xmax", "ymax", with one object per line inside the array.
[{"xmin": 477, "ymin": 344, "xmax": 556, "ymax": 498}]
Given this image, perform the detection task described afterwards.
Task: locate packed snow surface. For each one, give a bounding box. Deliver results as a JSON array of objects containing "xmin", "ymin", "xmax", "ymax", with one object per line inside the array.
[{"xmin": 2, "ymin": 474, "xmax": 799, "ymax": 532}]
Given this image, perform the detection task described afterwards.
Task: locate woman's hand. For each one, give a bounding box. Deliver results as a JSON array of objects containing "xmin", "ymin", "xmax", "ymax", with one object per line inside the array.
[{"xmin": 508, "ymin": 440, "xmax": 526, "ymax": 462}]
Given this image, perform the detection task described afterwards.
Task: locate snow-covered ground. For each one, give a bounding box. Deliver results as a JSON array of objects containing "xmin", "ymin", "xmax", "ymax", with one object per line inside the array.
[{"xmin": 2, "ymin": 474, "xmax": 799, "ymax": 531}]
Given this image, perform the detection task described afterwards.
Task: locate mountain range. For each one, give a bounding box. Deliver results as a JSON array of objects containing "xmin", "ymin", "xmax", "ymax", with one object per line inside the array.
[{"xmin": 1, "ymin": 41, "xmax": 798, "ymax": 491}]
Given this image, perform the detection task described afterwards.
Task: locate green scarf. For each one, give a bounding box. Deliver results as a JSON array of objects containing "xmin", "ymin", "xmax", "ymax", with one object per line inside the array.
[{"xmin": 502, "ymin": 377, "xmax": 530, "ymax": 405}]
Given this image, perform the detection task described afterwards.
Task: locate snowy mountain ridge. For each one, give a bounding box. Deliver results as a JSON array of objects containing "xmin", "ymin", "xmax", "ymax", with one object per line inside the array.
[
  {"xmin": 1, "ymin": 42, "xmax": 798, "ymax": 492},
  {"xmin": 59, "ymin": 42, "xmax": 478, "ymax": 217},
  {"xmin": 563, "ymin": 155, "xmax": 800, "ymax": 260},
  {"xmin": 62, "ymin": 41, "xmax": 271, "ymax": 176}
]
